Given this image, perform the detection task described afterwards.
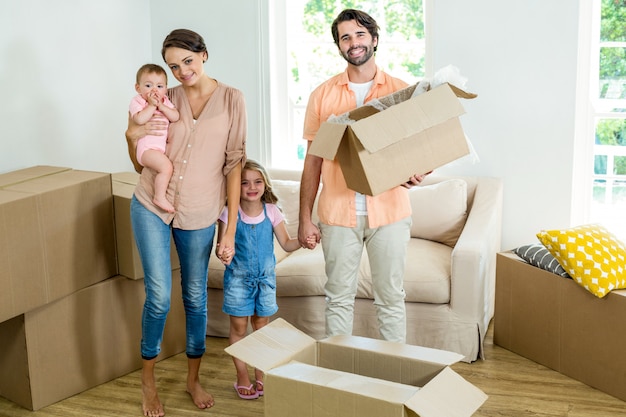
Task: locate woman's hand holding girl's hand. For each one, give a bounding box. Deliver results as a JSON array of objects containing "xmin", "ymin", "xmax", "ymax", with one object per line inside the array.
[{"xmin": 216, "ymin": 243, "xmax": 235, "ymax": 265}]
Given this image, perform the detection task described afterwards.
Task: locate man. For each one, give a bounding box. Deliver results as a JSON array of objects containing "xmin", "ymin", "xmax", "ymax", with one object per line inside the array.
[{"xmin": 298, "ymin": 8, "xmax": 427, "ymax": 343}]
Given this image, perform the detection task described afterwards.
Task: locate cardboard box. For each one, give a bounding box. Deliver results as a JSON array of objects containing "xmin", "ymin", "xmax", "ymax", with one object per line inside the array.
[
  {"xmin": 309, "ymin": 83, "xmax": 473, "ymax": 196},
  {"xmin": 226, "ymin": 318, "xmax": 487, "ymax": 417},
  {"xmin": 0, "ymin": 165, "xmax": 70, "ymax": 186},
  {"xmin": 0, "ymin": 271, "xmax": 187, "ymax": 410},
  {"xmin": 494, "ymin": 251, "xmax": 626, "ymax": 402},
  {"xmin": 0, "ymin": 166, "xmax": 117, "ymax": 322},
  {"xmin": 112, "ymin": 171, "xmax": 180, "ymax": 280}
]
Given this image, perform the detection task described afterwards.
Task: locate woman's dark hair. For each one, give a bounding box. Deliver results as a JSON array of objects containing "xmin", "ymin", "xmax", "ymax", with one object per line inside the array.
[
  {"xmin": 161, "ymin": 29, "xmax": 207, "ymax": 61},
  {"xmin": 331, "ymin": 9, "xmax": 379, "ymax": 51}
]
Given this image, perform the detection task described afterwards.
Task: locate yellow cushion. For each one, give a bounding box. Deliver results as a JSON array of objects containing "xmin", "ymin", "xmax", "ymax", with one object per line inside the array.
[{"xmin": 536, "ymin": 224, "xmax": 626, "ymax": 298}]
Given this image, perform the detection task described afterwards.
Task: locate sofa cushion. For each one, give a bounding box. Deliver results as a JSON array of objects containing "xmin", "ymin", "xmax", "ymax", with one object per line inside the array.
[
  {"xmin": 537, "ymin": 224, "xmax": 626, "ymax": 298},
  {"xmin": 275, "ymin": 246, "xmax": 327, "ymax": 296},
  {"xmin": 209, "ymin": 238, "xmax": 451, "ymax": 304},
  {"xmin": 409, "ymin": 179, "xmax": 467, "ymax": 247},
  {"xmin": 357, "ymin": 238, "xmax": 452, "ymax": 304},
  {"xmin": 272, "ymin": 179, "xmax": 300, "ymax": 238},
  {"xmin": 272, "ymin": 179, "xmax": 320, "ymax": 238}
]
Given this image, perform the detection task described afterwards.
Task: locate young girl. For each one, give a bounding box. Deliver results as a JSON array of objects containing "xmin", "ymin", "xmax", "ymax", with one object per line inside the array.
[{"xmin": 216, "ymin": 160, "xmax": 312, "ymax": 400}]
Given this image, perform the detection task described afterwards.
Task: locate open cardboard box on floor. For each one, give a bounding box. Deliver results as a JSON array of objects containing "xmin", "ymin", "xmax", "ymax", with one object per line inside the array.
[
  {"xmin": 308, "ymin": 83, "xmax": 475, "ymax": 196},
  {"xmin": 112, "ymin": 171, "xmax": 180, "ymax": 280},
  {"xmin": 226, "ymin": 318, "xmax": 487, "ymax": 417},
  {"xmin": 494, "ymin": 251, "xmax": 626, "ymax": 402}
]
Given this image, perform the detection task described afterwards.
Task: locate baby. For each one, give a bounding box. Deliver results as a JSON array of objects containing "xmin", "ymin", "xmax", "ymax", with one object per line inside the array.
[{"xmin": 129, "ymin": 63, "xmax": 180, "ymax": 213}]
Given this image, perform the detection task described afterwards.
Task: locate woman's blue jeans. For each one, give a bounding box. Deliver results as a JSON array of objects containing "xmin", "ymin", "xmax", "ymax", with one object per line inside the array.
[{"xmin": 131, "ymin": 196, "xmax": 214, "ymax": 360}]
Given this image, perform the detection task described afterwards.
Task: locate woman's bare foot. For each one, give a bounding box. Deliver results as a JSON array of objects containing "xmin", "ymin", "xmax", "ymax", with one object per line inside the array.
[
  {"xmin": 187, "ymin": 381, "xmax": 215, "ymax": 410},
  {"xmin": 142, "ymin": 375, "xmax": 164, "ymax": 417},
  {"xmin": 153, "ymin": 196, "xmax": 175, "ymax": 213}
]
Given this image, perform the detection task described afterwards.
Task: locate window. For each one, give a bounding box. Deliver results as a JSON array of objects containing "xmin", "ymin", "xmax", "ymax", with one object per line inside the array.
[
  {"xmin": 577, "ymin": 0, "xmax": 626, "ymax": 240},
  {"xmin": 268, "ymin": 0, "xmax": 426, "ymax": 169}
]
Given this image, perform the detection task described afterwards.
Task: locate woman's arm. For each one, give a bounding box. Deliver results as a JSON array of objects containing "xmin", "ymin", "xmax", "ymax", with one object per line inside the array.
[
  {"xmin": 217, "ymin": 163, "xmax": 242, "ymax": 259},
  {"xmin": 215, "ymin": 219, "xmax": 233, "ymax": 265}
]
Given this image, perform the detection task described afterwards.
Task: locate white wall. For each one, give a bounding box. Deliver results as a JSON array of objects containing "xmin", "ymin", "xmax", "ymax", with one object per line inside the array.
[
  {"xmin": 0, "ymin": 0, "xmax": 264, "ymax": 174},
  {"xmin": 148, "ymin": 0, "xmax": 264, "ymax": 161},
  {"xmin": 0, "ymin": 0, "xmax": 152, "ymax": 173},
  {"xmin": 429, "ymin": 0, "xmax": 580, "ymax": 249},
  {"xmin": 0, "ymin": 0, "xmax": 582, "ymax": 250}
]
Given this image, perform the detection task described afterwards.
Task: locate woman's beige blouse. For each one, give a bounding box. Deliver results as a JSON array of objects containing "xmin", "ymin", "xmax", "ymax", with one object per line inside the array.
[{"xmin": 134, "ymin": 81, "xmax": 247, "ymax": 229}]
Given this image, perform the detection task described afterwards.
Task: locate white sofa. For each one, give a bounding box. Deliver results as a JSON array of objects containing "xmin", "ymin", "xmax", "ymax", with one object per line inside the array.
[{"xmin": 207, "ymin": 169, "xmax": 503, "ymax": 362}]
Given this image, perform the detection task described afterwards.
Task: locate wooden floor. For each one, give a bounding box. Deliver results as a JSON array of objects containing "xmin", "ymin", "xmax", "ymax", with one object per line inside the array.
[{"xmin": 1, "ymin": 322, "xmax": 626, "ymax": 417}]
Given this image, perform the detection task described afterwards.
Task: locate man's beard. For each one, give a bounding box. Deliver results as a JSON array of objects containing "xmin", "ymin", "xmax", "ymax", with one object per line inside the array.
[{"xmin": 342, "ymin": 45, "xmax": 375, "ymax": 66}]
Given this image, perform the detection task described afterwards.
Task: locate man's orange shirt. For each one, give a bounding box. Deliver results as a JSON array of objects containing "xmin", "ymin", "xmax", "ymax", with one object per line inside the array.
[{"xmin": 303, "ymin": 68, "xmax": 411, "ymax": 228}]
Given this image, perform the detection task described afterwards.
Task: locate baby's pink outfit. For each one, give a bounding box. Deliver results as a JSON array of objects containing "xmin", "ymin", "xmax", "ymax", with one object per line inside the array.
[{"xmin": 129, "ymin": 94, "xmax": 176, "ymax": 165}]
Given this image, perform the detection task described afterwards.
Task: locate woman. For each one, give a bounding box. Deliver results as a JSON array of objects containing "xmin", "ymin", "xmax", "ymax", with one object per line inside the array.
[{"xmin": 125, "ymin": 29, "xmax": 246, "ymax": 417}]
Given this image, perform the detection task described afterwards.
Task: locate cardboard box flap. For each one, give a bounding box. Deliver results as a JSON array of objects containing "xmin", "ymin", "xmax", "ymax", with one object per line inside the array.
[
  {"xmin": 112, "ymin": 171, "xmax": 140, "ymax": 186},
  {"xmin": 0, "ymin": 166, "xmax": 71, "ymax": 188},
  {"xmin": 348, "ymin": 104, "xmax": 381, "ymax": 121},
  {"xmin": 112, "ymin": 172, "xmax": 140, "ymax": 198},
  {"xmin": 321, "ymin": 335, "xmax": 464, "ymax": 366},
  {"xmin": 352, "ymin": 84, "xmax": 466, "ymax": 154},
  {"xmin": 309, "ymin": 122, "xmax": 349, "ymax": 160},
  {"xmin": 4, "ymin": 170, "xmax": 110, "ymax": 193},
  {"xmin": 112, "ymin": 181, "xmax": 136, "ymax": 199},
  {"xmin": 225, "ymin": 318, "xmax": 317, "ymax": 373},
  {"xmin": 448, "ymin": 83, "xmax": 478, "ymax": 99},
  {"xmin": 269, "ymin": 362, "xmax": 419, "ymax": 402},
  {"xmin": 319, "ymin": 335, "xmax": 464, "ymax": 388},
  {"xmin": 404, "ymin": 367, "xmax": 488, "ymax": 417}
]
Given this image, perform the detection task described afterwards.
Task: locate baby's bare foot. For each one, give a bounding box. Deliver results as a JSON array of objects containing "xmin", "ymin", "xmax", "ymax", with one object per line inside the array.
[
  {"xmin": 187, "ymin": 381, "xmax": 215, "ymax": 410},
  {"xmin": 153, "ymin": 197, "xmax": 175, "ymax": 213}
]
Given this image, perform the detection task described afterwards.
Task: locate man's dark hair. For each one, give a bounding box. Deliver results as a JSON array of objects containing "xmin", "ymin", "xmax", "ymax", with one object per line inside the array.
[{"xmin": 331, "ymin": 9, "xmax": 380, "ymax": 52}]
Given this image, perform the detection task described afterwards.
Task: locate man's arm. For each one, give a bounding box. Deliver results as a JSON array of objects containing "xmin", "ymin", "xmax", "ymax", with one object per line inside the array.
[{"xmin": 298, "ymin": 141, "xmax": 323, "ymax": 249}]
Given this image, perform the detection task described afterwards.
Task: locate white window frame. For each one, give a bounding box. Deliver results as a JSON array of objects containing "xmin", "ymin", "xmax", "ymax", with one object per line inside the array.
[
  {"xmin": 571, "ymin": 0, "xmax": 596, "ymax": 225},
  {"xmin": 573, "ymin": 1, "xmax": 626, "ymax": 238}
]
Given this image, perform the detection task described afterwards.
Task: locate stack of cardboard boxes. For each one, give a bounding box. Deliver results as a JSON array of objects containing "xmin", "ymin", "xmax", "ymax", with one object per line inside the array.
[{"xmin": 0, "ymin": 166, "xmax": 185, "ymax": 410}]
